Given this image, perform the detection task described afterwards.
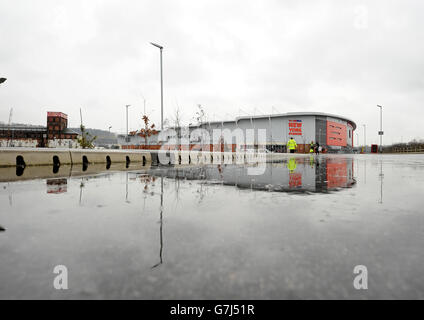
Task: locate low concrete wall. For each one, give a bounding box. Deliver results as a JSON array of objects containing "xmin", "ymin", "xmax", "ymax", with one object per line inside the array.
[
  {"xmin": 0, "ymin": 162, "xmax": 153, "ymax": 182},
  {"xmin": 1, "ymin": 147, "xmax": 309, "ymax": 168},
  {"xmin": 0, "ymin": 148, "xmax": 72, "ymax": 167},
  {"xmin": 70, "ymin": 149, "xmax": 151, "ymax": 165},
  {"xmin": 154, "ymin": 150, "xmax": 283, "ymax": 165},
  {"xmin": 0, "ymin": 148, "xmax": 152, "ymax": 167}
]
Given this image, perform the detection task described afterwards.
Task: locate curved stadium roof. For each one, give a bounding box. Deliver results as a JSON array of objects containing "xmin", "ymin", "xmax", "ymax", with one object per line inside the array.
[{"xmin": 236, "ymin": 112, "xmax": 356, "ymax": 130}]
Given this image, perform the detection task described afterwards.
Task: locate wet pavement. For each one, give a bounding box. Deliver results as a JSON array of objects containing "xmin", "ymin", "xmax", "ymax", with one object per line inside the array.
[{"xmin": 0, "ymin": 154, "xmax": 424, "ymax": 299}]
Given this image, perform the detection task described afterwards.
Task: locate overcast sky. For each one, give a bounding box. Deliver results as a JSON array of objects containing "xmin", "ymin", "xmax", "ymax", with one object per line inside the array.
[{"xmin": 1, "ymin": 0, "xmax": 423, "ymax": 145}]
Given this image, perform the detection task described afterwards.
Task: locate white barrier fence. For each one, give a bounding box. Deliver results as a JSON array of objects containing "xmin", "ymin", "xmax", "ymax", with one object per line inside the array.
[
  {"xmin": 1, "ymin": 147, "xmax": 305, "ymax": 168},
  {"xmin": 0, "ymin": 148, "xmax": 151, "ymax": 167}
]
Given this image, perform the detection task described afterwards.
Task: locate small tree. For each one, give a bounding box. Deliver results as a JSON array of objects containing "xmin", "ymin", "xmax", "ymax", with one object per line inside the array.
[
  {"xmin": 172, "ymin": 106, "xmax": 184, "ymax": 149},
  {"xmin": 194, "ymin": 104, "xmax": 205, "ymax": 125},
  {"xmin": 162, "ymin": 117, "xmax": 171, "ymax": 129},
  {"xmin": 193, "ymin": 104, "xmax": 208, "ymax": 150},
  {"xmin": 77, "ymin": 124, "xmax": 97, "ymax": 149},
  {"xmin": 139, "ymin": 115, "xmax": 158, "ymax": 147},
  {"xmin": 77, "ymin": 108, "xmax": 96, "ymax": 149}
]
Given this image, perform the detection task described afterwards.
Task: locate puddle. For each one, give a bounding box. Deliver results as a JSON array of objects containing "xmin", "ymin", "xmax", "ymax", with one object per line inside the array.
[{"xmin": 1, "ymin": 154, "xmax": 424, "ymax": 299}]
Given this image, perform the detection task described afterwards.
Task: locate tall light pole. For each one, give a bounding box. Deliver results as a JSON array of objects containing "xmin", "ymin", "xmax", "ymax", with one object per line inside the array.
[
  {"xmin": 363, "ymin": 124, "xmax": 366, "ymax": 153},
  {"xmin": 126, "ymin": 104, "xmax": 131, "ymax": 144},
  {"xmin": 143, "ymin": 97, "xmax": 146, "ymax": 115},
  {"xmin": 150, "ymin": 42, "xmax": 164, "ymax": 130},
  {"xmin": 0, "ymin": 78, "xmax": 7, "ymax": 85},
  {"xmin": 377, "ymin": 105, "xmax": 383, "ymax": 153}
]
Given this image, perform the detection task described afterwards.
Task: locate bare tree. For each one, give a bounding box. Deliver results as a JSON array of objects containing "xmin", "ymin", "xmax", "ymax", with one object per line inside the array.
[
  {"xmin": 194, "ymin": 104, "xmax": 206, "ymax": 125},
  {"xmin": 172, "ymin": 106, "xmax": 183, "ymax": 149},
  {"xmin": 192, "ymin": 104, "xmax": 209, "ymax": 150},
  {"xmin": 78, "ymin": 108, "xmax": 97, "ymax": 149},
  {"xmin": 162, "ymin": 117, "xmax": 171, "ymax": 129}
]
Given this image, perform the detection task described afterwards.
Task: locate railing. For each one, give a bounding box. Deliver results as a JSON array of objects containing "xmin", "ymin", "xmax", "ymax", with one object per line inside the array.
[{"xmin": 392, "ymin": 147, "xmax": 424, "ymax": 153}]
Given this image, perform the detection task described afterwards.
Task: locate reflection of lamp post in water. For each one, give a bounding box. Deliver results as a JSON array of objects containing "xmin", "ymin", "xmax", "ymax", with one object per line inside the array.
[
  {"xmin": 125, "ymin": 172, "xmax": 129, "ymax": 203},
  {"xmin": 7, "ymin": 182, "xmax": 13, "ymax": 207},
  {"xmin": 152, "ymin": 175, "xmax": 164, "ymax": 268},
  {"xmin": 362, "ymin": 124, "xmax": 366, "ymax": 152},
  {"xmin": 364, "ymin": 158, "xmax": 366, "ymax": 184},
  {"xmin": 379, "ymin": 160, "xmax": 384, "ymax": 204},
  {"xmin": 79, "ymin": 178, "xmax": 84, "ymax": 205}
]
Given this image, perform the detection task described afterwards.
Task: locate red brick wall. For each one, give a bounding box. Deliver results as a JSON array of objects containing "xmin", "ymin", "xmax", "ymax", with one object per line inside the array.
[{"xmin": 326, "ymin": 120, "xmax": 347, "ymax": 147}]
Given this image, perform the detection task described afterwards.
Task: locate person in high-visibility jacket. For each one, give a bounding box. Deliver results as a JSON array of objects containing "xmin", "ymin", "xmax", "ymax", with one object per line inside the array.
[
  {"xmin": 287, "ymin": 137, "xmax": 297, "ymax": 153},
  {"xmin": 287, "ymin": 157, "xmax": 297, "ymax": 172},
  {"xmin": 309, "ymin": 141, "xmax": 315, "ymax": 153},
  {"xmin": 309, "ymin": 155, "xmax": 315, "ymax": 168}
]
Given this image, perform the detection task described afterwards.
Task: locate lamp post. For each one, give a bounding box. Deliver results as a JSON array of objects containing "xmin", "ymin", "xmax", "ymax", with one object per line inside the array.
[
  {"xmin": 150, "ymin": 42, "xmax": 164, "ymax": 130},
  {"xmin": 126, "ymin": 105, "xmax": 131, "ymax": 144},
  {"xmin": 0, "ymin": 78, "xmax": 6, "ymax": 85},
  {"xmin": 377, "ymin": 105, "xmax": 383, "ymax": 153},
  {"xmin": 108, "ymin": 126, "xmax": 112, "ymax": 133},
  {"xmin": 363, "ymin": 124, "xmax": 366, "ymax": 152}
]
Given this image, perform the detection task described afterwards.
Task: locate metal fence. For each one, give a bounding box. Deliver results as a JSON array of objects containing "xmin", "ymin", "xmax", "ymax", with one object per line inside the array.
[{"xmin": 392, "ymin": 147, "xmax": 424, "ymax": 153}]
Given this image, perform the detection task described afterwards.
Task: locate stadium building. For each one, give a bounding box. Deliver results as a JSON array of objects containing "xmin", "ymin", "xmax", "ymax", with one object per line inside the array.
[{"xmin": 119, "ymin": 111, "xmax": 356, "ymax": 153}]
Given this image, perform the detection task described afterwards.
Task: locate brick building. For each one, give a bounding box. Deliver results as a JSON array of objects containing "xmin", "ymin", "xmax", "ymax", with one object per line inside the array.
[{"xmin": 0, "ymin": 112, "xmax": 79, "ymax": 148}]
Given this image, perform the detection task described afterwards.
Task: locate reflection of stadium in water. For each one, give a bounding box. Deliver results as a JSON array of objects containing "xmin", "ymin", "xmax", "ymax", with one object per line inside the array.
[
  {"xmin": 148, "ymin": 156, "xmax": 356, "ymax": 193},
  {"xmin": 0, "ymin": 156, "xmax": 355, "ymax": 194}
]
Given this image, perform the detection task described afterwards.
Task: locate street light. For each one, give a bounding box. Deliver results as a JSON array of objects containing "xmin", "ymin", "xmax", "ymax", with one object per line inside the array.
[
  {"xmin": 150, "ymin": 42, "xmax": 164, "ymax": 130},
  {"xmin": 108, "ymin": 126, "xmax": 112, "ymax": 133},
  {"xmin": 126, "ymin": 105, "xmax": 131, "ymax": 143},
  {"xmin": 377, "ymin": 105, "xmax": 383, "ymax": 153},
  {"xmin": 363, "ymin": 124, "xmax": 366, "ymax": 152},
  {"xmin": 0, "ymin": 78, "xmax": 7, "ymax": 85}
]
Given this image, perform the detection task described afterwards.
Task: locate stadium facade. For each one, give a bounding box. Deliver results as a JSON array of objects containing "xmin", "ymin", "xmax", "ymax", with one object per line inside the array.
[{"xmin": 120, "ymin": 112, "xmax": 356, "ymax": 153}]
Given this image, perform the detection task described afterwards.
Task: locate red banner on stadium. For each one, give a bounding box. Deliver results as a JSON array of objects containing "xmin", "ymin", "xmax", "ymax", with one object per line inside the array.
[{"xmin": 288, "ymin": 119, "xmax": 302, "ymax": 135}]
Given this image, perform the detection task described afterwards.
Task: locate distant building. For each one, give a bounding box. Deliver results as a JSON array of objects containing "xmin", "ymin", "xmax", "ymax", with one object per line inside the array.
[
  {"xmin": 0, "ymin": 112, "xmax": 79, "ymax": 148},
  {"xmin": 45, "ymin": 112, "xmax": 79, "ymax": 148}
]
